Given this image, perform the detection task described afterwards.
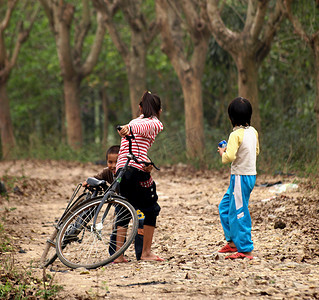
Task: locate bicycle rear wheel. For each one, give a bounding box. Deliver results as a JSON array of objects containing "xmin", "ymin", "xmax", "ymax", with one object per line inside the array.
[{"xmin": 55, "ymin": 196, "xmax": 138, "ymax": 269}]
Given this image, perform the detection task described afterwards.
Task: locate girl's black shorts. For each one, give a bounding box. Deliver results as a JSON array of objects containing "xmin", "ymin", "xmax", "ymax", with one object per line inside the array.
[{"xmin": 116, "ymin": 167, "xmax": 161, "ymax": 227}]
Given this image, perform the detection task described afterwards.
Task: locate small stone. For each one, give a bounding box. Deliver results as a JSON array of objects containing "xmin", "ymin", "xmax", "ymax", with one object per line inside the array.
[{"xmin": 274, "ymin": 220, "xmax": 286, "ymax": 229}]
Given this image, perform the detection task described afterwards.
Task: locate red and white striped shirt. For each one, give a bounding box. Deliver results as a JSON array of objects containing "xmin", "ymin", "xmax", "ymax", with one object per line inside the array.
[{"xmin": 116, "ymin": 115, "xmax": 163, "ymax": 172}]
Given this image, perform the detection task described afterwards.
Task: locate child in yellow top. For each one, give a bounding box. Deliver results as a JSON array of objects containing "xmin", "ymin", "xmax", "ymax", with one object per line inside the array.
[{"xmin": 217, "ymin": 97, "xmax": 259, "ymax": 260}]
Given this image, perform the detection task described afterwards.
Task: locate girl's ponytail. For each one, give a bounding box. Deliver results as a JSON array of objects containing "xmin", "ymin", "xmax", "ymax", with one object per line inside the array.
[{"xmin": 139, "ymin": 91, "xmax": 161, "ymax": 118}]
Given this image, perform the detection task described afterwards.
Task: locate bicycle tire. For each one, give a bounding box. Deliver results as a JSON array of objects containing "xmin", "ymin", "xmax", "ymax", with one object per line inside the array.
[{"xmin": 55, "ymin": 196, "xmax": 138, "ymax": 269}]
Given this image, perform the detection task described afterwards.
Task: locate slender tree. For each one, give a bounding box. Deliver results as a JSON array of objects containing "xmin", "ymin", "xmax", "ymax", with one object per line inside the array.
[
  {"xmin": 206, "ymin": 0, "xmax": 285, "ymax": 132},
  {"xmin": 284, "ymin": 0, "xmax": 319, "ymax": 157},
  {"xmin": 40, "ymin": 0, "xmax": 106, "ymax": 149},
  {"xmin": 156, "ymin": 0, "xmax": 210, "ymax": 159},
  {"xmin": 92, "ymin": 0, "xmax": 159, "ymax": 118},
  {"xmin": 0, "ymin": 0, "xmax": 38, "ymax": 159}
]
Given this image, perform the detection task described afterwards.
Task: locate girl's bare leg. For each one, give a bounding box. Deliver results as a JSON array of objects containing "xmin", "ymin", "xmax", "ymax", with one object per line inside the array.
[{"xmin": 140, "ymin": 225, "xmax": 164, "ymax": 261}]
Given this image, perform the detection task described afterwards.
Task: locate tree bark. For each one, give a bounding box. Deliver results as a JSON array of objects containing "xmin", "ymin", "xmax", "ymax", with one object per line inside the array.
[
  {"xmin": 100, "ymin": 86, "xmax": 109, "ymax": 146},
  {"xmin": 313, "ymin": 37, "xmax": 319, "ymax": 158},
  {"xmin": 0, "ymin": 82, "xmax": 15, "ymax": 159},
  {"xmin": 126, "ymin": 31, "xmax": 147, "ymax": 117},
  {"xmin": 206, "ymin": 0, "xmax": 285, "ymax": 133},
  {"xmin": 41, "ymin": 0, "xmax": 106, "ymax": 149},
  {"xmin": 93, "ymin": 0, "xmax": 158, "ymax": 118},
  {"xmin": 235, "ymin": 54, "xmax": 260, "ymax": 128},
  {"xmin": 156, "ymin": 0, "xmax": 210, "ymax": 159},
  {"xmin": 0, "ymin": 0, "xmax": 38, "ymax": 158},
  {"xmin": 63, "ymin": 78, "xmax": 82, "ymax": 149},
  {"xmin": 180, "ymin": 75, "xmax": 205, "ymax": 158},
  {"xmin": 284, "ymin": 0, "xmax": 319, "ymax": 157}
]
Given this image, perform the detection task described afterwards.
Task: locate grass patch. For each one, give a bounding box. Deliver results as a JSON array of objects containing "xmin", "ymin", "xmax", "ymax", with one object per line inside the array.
[{"xmin": 0, "ymin": 223, "xmax": 63, "ymax": 299}]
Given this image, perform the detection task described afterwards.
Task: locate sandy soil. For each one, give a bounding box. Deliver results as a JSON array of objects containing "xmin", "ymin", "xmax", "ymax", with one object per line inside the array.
[{"xmin": 0, "ymin": 159, "xmax": 319, "ymax": 299}]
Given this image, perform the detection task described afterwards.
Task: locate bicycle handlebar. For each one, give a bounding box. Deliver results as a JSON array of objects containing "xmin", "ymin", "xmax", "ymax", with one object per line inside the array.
[{"xmin": 116, "ymin": 125, "xmax": 160, "ymax": 171}]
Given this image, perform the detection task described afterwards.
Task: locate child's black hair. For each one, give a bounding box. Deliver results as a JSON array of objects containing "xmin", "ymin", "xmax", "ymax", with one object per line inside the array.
[
  {"xmin": 228, "ymin": 97, "xmax": 252, "ymax": 127},
  {"xmin": 139, "ymin": 91, "xmax": 161, "ymax": 118},
  {"xmin": 106, "ymin": 145, "xmax": 120, "ymax": 161}
]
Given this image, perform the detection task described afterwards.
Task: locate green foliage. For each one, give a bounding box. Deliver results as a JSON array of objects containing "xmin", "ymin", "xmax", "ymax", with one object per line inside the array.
[
  {"xmin": 12, "ymin": 135, "xmax": 106, "ymax": 163},
  {"xmin": 258, "ymin": 16, "xmax": 317, "ymax": 174},
  {"xmin": 289, "ymin": 1, "xmax": 319, "ymax": 35},
  {"xmin": 2, "ymin": 0, "xmax": 319, "ymax": 176},
  {"xmin": 8, "ymin": 9, "xmax": 62, "ymax": 145}
]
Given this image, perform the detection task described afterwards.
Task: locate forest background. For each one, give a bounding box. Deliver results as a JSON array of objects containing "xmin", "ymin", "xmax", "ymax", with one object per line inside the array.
[{"xmin": 0, "ymin": 0, "xmax": 318, "ymax": 176}]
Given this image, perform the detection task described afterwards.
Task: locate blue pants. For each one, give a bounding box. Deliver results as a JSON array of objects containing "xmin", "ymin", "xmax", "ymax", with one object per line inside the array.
[{"xmin": 219, "ymin": 175, "xmax": 256, "ymax": 253}]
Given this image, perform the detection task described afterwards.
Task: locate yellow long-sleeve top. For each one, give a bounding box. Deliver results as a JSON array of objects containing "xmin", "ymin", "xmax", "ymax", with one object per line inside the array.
[{"xmin": 222, "ymin": 126, "xmax": 260, "ymax": 175}]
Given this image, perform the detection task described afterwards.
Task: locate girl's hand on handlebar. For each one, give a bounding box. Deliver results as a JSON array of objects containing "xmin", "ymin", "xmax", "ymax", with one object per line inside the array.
[
  {"xmin": 143, "ymin": 164, "xmax": 153, "ymax": 173},
  {"xmin": 142, "ymin": 158, "xmax": 153, "ymax": 173},
  {"xmin": 117, "ymin": 125, "xmax": 130, "ymax": 137}
]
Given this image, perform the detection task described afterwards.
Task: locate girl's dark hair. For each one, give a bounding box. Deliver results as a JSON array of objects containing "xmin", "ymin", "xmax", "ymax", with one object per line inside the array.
[
  {"xmin": 228, "ymin": 97, "xmax": 252, "ymax": 127},
  {"xmin": 106, "ymin": 145, "xmax": 120, "ymax": 161},
  {"xmin": 139, "ymin": 91, "xmax": 161, "ymax": 118}
]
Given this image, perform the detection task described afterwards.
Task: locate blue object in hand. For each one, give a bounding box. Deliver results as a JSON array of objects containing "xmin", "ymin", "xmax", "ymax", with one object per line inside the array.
[{"xmin": 218, "ymin": 140, "xmax": 227, "ymax": 148}]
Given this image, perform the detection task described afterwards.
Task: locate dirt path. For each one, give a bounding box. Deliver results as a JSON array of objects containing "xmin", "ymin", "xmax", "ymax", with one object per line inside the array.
[{"xmin": 1, "ymin": 160, "xmax": 319, "ymax": 299}]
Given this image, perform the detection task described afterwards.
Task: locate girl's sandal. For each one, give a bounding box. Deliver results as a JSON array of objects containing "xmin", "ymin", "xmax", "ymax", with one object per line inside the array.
[
  {"xmin": 225, "ymin": 252, "xmax": 253, "ymax": 260},
  {"xmin": 218, "ymin": 244, "xmax": 238, "ymax": 253}
]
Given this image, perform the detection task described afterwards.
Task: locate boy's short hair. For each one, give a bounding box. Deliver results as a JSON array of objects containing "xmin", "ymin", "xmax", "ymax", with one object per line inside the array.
[
  {"xmin": 228, "ymin": 97, "xmax": 252, "ymax": 127},
  {"xmin": 106, "ymin": 145, "xmax": 120, "ymax": 161}
]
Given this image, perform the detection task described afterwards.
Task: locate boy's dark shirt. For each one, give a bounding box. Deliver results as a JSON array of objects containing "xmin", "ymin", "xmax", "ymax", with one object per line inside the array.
[{"xmin": 94, "ymin": 168, "xmax": 114, "ymax": 185}]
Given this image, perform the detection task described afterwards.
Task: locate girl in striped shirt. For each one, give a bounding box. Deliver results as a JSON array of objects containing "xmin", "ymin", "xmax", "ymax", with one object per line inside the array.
[{"xmin": 115, "ymin": 91, "xmax": 164, "ymax": 262}]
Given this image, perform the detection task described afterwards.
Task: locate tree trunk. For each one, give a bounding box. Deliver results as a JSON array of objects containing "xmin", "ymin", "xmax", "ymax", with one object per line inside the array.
[
  {"xmin": 126, "ymin": 33, "xmax": 147, "ymax": 118},
  {"xmin": 156, "ymin": 0, "xmax": 209, "ymax": 160},
  {"xmin": 100, "ymin": 86, "xmax": 109, "ymax": 146},
  {"xmin": 235, "ymin": 54, "xmax": 261, "ymax": 132},
  {"xmin": 180, "ymin": 75, "xmax": 205, "ymax": 159},
  {"xmin": 94, "ymin": 97, "xmax": 101, "ymax": 144},
  {"xmin": 0, "ymin": 82, "xmax": 15, "ymax": 159},
  {"xmin": 64, "ymin": 78, "xmax": 82, "ymax": 149},
  {"xmin": 206, "ymin": 0, "xmax": 284, "ymax": 136},
  {"xmin": 92, "ymin": 0, "xmax": 156, "ymax": 119},
  {"xmin": 313, "ymin": 37, "xmax": 319, "ymax": 158}
]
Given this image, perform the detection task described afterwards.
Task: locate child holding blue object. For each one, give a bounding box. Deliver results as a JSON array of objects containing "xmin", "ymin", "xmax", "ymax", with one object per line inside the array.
[{"xmin": 217, "ymin": 97, "xmax": 259, "ymax": 260}]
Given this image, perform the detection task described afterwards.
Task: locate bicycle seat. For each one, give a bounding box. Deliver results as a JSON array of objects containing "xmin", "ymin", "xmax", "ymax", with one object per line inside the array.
[{"xmin": 87, "ymin": 177, "xmax": 106, "ymax": 187}]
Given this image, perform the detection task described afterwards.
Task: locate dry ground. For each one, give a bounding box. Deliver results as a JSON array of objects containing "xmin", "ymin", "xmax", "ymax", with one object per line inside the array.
[{"xmin": 0, "ymin": 160, "xmax": 319, "ymax": 299}]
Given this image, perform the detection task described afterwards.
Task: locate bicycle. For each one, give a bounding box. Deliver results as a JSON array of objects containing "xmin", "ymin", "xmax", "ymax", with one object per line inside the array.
[
  {"xmin": 40, "ymin": 179, "xmax": 107, "ymax": 268},
  {"xmin": 40, "ymin": 126, "xmax": 158, "ymax": 269}
]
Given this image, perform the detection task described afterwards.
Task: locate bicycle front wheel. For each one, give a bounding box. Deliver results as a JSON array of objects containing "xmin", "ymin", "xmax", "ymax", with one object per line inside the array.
[{"xmin": 55, "ymin": 196, "xmax": 138, "ymax": 269}]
